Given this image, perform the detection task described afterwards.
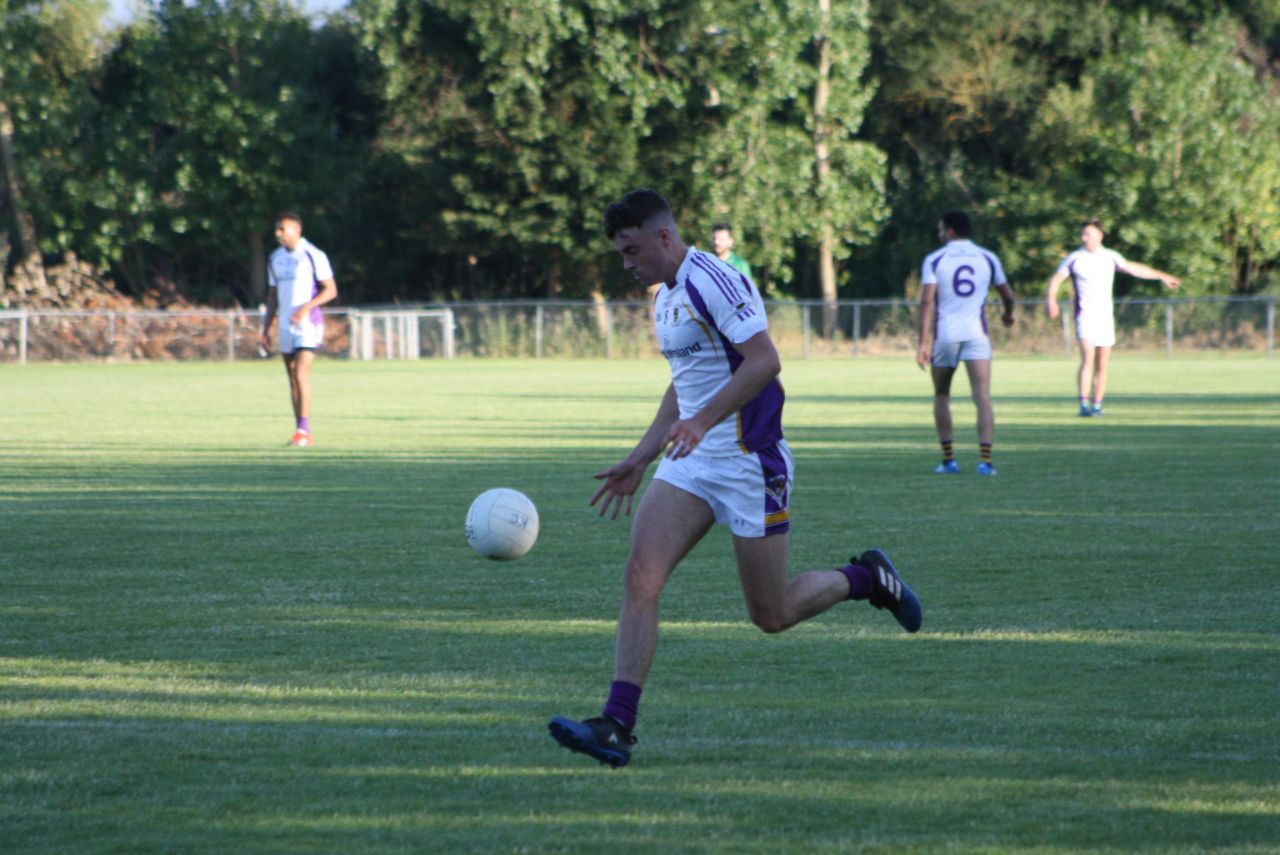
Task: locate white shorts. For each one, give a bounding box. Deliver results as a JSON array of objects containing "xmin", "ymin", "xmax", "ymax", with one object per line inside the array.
[
  {"xmin": 931, "ymin": 337, "xmax": 991, "ymax": 368},
  {"xmin": 653, "ymin": 440, "xmax": 794, "ymax": 538},
  {"xmin": 1075, "ymin": 311, "xmax": 1115, "ymax": 347},
  {"xmin": 278, "ymin": 318, "xmax": 324, "ymax": 353}
]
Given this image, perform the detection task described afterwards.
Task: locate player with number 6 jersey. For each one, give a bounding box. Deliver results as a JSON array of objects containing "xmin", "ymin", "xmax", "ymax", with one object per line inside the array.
[{"xmin": 916, "ymin": 211, "xmax": 1015, "ymax": 475}]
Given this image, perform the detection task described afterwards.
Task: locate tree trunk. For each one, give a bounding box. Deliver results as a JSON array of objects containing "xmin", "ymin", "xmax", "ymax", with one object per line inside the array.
[
  {"xmin": 814, "ymin": 0, "xmax": 837, "ymax": 338},
  {"xmin": 0, "ymin": 98, "xmax": 47, "ymax": 297}
]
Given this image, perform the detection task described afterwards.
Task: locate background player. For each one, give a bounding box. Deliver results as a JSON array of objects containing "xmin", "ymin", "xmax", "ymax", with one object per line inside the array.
[
  {"xmin": 547, "ymin": 189, "xmax": 922, "ymax": 769},
  {"xmin": 1046, "ymin": 219, "xmax": 1181, "ymax": 416},
  {"xmin": 916, "ymin": 211, "xmax": 1015, "ymax": 476},
  {"xmin": 710, "ymin": 222, "xmax": 752, "ymax": 280},
  {"xmin": 259, "ymin": 212, "xmax": 338, "ymax": 447}
]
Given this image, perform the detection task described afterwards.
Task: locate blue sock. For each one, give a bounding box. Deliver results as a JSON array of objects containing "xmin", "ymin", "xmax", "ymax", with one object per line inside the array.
[
  {"xmin": 838, "ymin": 562, "xmax": 873, "ymax": 600},
  {"xmin": 297, "ymin": 416, "xmax": 309, "ymax": 432},
  {"xmin": 602, "ymin": 680, "xmax": 642, "ymax": 730}
]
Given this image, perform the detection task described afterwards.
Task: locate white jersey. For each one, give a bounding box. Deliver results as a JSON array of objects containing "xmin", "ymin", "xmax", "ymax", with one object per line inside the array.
[
  {"xmin": 921, "ymin": 239, "xmax": 1007, "ymax": 344},
  {"xmin": 268, "ymin": 238, "xmax": 334, "ymax": 327},
  {"xmin": 653, "ymin": 247, "xmax": 783, "ymax": 456},
  {"xmin": 1056, "ymin": 247, "xmax": 1126, "ymax": 322}
]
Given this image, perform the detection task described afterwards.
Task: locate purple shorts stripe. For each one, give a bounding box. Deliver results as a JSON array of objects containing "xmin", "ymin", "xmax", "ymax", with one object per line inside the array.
[{"xmin": 757, "ymin": 443, "xmax": 791, "ymax": 537}]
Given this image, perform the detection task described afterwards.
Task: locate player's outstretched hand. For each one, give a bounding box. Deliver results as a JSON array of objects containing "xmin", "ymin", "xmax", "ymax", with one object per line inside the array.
[
  {"xmin": 1163, "ymin": 275, "xmax": 1182, "ymax": 289},
  {"xmin": 590, "ymin": 459, "xmax": 647, "ymax": 520}
]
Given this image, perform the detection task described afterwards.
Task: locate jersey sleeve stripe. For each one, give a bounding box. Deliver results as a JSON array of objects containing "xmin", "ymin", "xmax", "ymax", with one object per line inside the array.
[{"xmin": 691, "ymin": 253, "xmax": 743, "ymax": 303}]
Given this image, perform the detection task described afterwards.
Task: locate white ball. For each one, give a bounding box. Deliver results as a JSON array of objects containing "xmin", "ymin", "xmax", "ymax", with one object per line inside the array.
[{"xmin": 465, "ymin": 488, "xmax": 540, "ymax": 561}]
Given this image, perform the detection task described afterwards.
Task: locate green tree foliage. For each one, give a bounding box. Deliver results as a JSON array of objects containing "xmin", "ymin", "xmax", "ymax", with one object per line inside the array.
[
  {"xmin": 0, "ymin": 0, "xmax": 106, "ymax": 274},
  {"xmin": 685, "ymin": 0, "xmax": 886, "ymax": 296},
  {"xmin": 354, "ymin": 0, "xmax": 886, "ymax": 299},
  {"xmin": 1004, "ymin": 16, "xmax": 1280, "ymax": 294},
  {"xmin": 25, "ymin": 0, "xmax": 372, "ymax": 303},
  {"xmin": 861, "ymin": 0, "xmax": 1280, "ymax": 297},
  {"xmin": 4, "ymin": 0, "xmax": 1278, "ymax": 304}
]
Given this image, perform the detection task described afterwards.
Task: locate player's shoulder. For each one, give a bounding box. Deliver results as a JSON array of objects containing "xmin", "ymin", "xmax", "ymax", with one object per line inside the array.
[
  {"xmin": 299, "ymin": 238, "xmax": 330, "ymax": 260},
  {"xmin": 683, "ymin": 250, "xmax": 748, "ymax": 297},
  {"xmin": 923, "ymin": 245, "xmax": 949, "ymax": 265}
]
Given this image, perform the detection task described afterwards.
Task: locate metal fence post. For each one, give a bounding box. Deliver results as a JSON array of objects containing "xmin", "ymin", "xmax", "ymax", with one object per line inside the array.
[
  {"xmin": 19, "ymin": 309, "xmax": 28, "ymax": 365},
  {"xmin": 851, "ymin": 303, "xmax": 861, "ymax": 356},
  {"xmin": 1165, "ymin": 300, "xmax": 1174, "ymax": 358},
  {"xmin": 802, "ymin": 304, "xmax": 810, "ymax": 358},
  {"xmin": 227, "ymin": 309, "xmax": 236, "ymax": 361},
  {"xmin": 535, "ymin": 303, "xmax": 544, "ymax": 359},
  {"xmin": 1267, "ymin": 298, "xmax": 1275, "ymax": 358},
  {"xmin": 605, "ymin": 304, "xmax": 614, "ymax": 359},
  {"xmin": 443, "ymin": 308, "xmax": 455, "ymax": 358}
]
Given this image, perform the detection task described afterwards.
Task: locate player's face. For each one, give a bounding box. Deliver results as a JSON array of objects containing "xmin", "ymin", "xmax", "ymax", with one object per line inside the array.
[
  {"xmin": 1081, "ymin": 224, "xmax": 1104, "ymax": 252},
  {"xmin": 275, "ymin": 219, "xmax": 302, "ymax": 250},
  {"xmin": 613, "ymin": 225, "xmax": 670, "ymax": 286},
  {"xmin": 711, "ymin": 228, "xmax": 734, "ymax": 257}
]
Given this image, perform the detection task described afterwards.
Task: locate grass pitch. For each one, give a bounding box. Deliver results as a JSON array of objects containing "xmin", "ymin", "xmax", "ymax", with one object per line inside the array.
[{"xmin": 2, "ymin": 356, "xmax": 1278, "ymax": 853}]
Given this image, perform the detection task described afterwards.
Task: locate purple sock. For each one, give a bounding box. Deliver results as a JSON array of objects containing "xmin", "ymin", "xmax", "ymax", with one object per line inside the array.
[
  {"xmin": 297, "ymin": 416, "xmax": 309, "ymax": 432},
  {"xmin": 602, "ymin": 680, "xmax": 642, "ymax": 730},
  {"xmin": 838, "ymin": 562, "xmax": 873, "ymax": 600}
]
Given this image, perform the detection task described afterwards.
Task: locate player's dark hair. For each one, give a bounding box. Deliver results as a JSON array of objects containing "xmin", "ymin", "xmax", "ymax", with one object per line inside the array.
[
  {"xmin": 1082, "ymin": 218, "xmax": 1105, "ymax": 234},
  {"xmin": 940, "ymin": 210, "xmax": 971, "ymax": 237},
  {"xmin": 276, "ymin": 211, "xmax": 303, "ymax": 229},
  {"xmin": 604, "ymin": 189, "xmax": 672, "ymax": 238},
  {"xmin": 712, "ymin": 222, "xmax": 733, "ymax": 234}
]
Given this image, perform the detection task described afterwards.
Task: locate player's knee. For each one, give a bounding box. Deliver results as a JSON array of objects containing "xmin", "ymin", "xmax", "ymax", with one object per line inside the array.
[
  {"xmin": 747, "ymin": 604, "xmax": 792, "ymax": 634},
  {"xmin": 622, "ymin": 557, "xmax": 668, "ymax": 603}
]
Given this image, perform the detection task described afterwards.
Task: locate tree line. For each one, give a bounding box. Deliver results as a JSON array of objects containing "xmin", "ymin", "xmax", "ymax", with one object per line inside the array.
[{"xmin": 2, "ymin": 0, "xmax": 1277, "ymax": 310}]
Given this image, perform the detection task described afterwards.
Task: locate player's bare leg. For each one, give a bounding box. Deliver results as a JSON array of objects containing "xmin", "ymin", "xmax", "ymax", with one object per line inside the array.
[
  {"xmin": 931, "ymin": 365, "xmax": 958, "ymax": 473},
  {"xmin": 733, "ymin": 532, "xmax": 848, "ymax": 633},
  {"xmin": 1091, "ymin": 346, "xmax": 1111, "ymax": 413},
  {"xmin": 964, "ymin": 359, "xmax": 994, "ymax": 445},
  {"xmin": 550, "ymin": 480, "xmax": 712, "ymax": 767},
  {"xmin": 282, "ymin": 352, "xmax": 301, "ymax": 419},
  {"xmin": 614, "ymin": 480, "xmax": 715, "ymax": 685},
  {"xmin": 292, "ymin": 349, "xmax": 316, "ymax": 422},
  {"xmin": 964, "ymin": 358, "xmax": 998, "ymax": 474},
  {"xmin": 1077, "ymin": 338, "xmax": 1096, "ymax": 415},
  {"xmin": 282, "ymin": 350, "xmax": 315, "ymax": 446}
]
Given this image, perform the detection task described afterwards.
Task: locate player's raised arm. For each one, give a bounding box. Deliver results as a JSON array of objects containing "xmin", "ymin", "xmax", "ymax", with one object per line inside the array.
[{"xmin": 1118, "ymin": 260, "xmax": 1181, "ymax": 289}]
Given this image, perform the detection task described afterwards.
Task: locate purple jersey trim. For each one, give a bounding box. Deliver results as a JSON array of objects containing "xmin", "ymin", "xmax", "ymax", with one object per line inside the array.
[
  {"xmin": 1068, "ymin": 258, "xmax": 1082, "ymax": 320},
  {"xmin": 690, "ymin": 252, "xmax": 744, "ymax": 306},
  {"xmin": 685, "ymin": 283, "xmax": 785, "ymax": 453}
]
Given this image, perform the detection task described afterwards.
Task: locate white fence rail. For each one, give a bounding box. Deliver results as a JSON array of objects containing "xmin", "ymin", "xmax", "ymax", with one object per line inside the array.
[{"xmin": 0, "ymin": 297, "xmax": 1274, "ymax": 363}]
